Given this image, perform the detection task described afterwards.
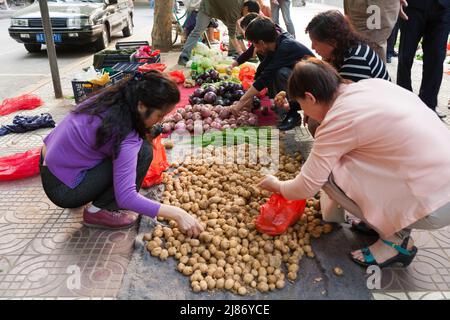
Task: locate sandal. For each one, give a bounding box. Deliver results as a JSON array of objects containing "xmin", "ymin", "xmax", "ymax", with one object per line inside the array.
[{"xmin": 350, "ymin": 237, "xmax": 418, "ymax": 268}]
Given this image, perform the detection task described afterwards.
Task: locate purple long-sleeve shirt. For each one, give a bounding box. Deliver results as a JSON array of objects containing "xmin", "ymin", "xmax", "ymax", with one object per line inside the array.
[{"xmin": 43, "ymin": 111, "xmax": 161, "ymax": 218}]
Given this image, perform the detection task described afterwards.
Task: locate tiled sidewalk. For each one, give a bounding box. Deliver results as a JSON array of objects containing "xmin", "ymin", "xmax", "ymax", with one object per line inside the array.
[{"xmin": 0, "ymin": 2, "xmax": 449, "ymax": 300}]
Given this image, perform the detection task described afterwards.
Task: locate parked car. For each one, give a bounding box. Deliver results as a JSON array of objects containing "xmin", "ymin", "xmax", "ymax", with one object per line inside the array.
[{"xmin": 8, "ymin": 0, "xmax": 134, "ymax": 53}]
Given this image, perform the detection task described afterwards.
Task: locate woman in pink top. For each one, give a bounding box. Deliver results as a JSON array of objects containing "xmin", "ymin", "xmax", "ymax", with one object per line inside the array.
[{"xmin": 258, "ymin": 58, "xmax": 450, "ymax": 268}]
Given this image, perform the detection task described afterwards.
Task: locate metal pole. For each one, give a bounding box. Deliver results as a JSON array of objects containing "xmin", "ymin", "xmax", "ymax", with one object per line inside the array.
[{"xmin": 38, "ymin": 0, "xmax": 62, "ymax": 98}]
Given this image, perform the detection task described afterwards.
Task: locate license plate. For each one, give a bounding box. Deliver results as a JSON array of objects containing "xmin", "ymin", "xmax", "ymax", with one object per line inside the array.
[{"xmin": 36, "ymin": 33, "xmax": 62, "ymax": 43}]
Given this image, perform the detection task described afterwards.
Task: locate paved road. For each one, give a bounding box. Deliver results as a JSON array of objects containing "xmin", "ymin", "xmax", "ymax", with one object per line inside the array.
[{"xmin": 0, "ymin": 5, "xmax": 154, "ymax": 100}]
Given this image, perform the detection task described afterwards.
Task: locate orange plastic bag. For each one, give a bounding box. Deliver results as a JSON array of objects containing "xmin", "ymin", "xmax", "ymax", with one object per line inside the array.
[
  {"xmin": 169, "ymin": 70, "xmax": 186, "ymax": 84},
  {"xmin": 0, "ymin": 148, "xmax": 41, "ymax": 181},
  {"xmin": 255, "ymin": 194, "xmax": 306, "ymax": 236},
  {"xmin": 141, "ymin": 136, "xmax": 169, "ymax": 188},
  {"xmin": 0, "ymin": 94, "xmax": 43, "ymax": 116}
]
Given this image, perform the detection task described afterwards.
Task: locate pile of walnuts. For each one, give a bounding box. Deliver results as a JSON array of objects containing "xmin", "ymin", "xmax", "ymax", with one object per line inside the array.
[{"xmin": 144, "ymin": 144, "xmax": 332, "ymax": 295}]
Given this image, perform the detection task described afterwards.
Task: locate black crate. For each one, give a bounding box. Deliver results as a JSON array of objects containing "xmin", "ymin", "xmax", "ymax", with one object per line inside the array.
[
  {"xmin": 72, "ymin": 72, "xmax": 125, "ymax": 104},
  {"xmin": 115, "ymin": 41, "xmax": 150, "ymax": 51},
  {"xmin": 93, "ymin": 49, "xmax": 135, "ymax": 69},
  {"xmin": 111, "ymin": 62, "xmax": 144, "ymax": 79}
]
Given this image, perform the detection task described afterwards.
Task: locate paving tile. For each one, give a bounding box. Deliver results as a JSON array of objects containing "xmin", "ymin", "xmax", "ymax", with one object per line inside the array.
[
  {"xmin": 407, "ymin": 292, "xmax": 446, "ymax": 300},
  {"xmin": 372, "ymin": 291, "xmax": 410, "ymax": 300}
]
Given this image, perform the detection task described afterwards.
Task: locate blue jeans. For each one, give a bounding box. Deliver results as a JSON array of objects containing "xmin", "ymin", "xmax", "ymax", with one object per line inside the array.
[{"xmin": 270, "ymin": 0, "xmax": 296, "ymax": 38}]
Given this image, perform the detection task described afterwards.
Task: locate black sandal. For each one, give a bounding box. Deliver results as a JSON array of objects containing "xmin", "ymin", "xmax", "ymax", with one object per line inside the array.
[{"xmin": 350, "ymin": 237, "xmax": 418, "ymax": 268}]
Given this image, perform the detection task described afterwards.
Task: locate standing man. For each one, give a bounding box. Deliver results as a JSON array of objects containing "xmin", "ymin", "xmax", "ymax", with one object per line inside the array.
[
  {"xmin": 270, "ymin": 0, "xmax": 296, "ymax": 38},
  {"xmin": 397, "ymin": 0, "xmax": 450, "ymax": 119},
  {"xmin": 178, "ymin": 0, "xmax": 249, "ymax": 66},
  {"xmin": 344, "ymin": 0, "xmax": 405, "ymax": 62}
]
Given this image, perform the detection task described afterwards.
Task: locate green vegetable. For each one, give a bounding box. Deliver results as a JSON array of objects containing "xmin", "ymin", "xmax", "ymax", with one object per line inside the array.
[{"xmin": 186, "ymin": 127, "xmax": 275, "ymax": 148}]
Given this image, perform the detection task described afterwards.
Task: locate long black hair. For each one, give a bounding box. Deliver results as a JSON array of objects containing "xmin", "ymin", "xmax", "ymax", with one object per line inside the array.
[
  {"xmin": 305, "ymin": 10, "xmax": 367, "ymax": 70},
  {"xmin": 73, "ymin": 70, "xmax": 180, "ymax": 158}
]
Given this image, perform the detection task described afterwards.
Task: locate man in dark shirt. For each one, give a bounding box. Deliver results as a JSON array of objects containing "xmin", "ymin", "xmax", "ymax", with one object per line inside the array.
[{"xmin": 231, "ymin": 17, "xmax": 314, "ymax": 131}]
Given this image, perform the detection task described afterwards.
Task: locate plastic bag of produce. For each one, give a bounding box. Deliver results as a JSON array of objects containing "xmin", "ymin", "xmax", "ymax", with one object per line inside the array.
[
  {"xmin": 192, "ymin": 42, "xmax": 210, "ymax": 57},
  {"xmin": 141, "ymin": 136, "xmax": 169, "ymax": 188},
  {"xmin": 255, "ymin": 194, "xmax": 306, "ymax": 236},
  {"xmin": 0, "ymin": 148, "xmax": 41, "ymax": 181}
]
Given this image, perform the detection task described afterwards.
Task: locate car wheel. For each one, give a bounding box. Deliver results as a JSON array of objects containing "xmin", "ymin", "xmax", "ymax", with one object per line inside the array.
[
  {"xmin": 24, "ymin": 43, "xmax": 42, "ymax": 53},
  {"xmin": 95, "ymin": 25, "xmax": 110, "ymax": 51},
  {"xmin": 122, "ymin": 16, "xmax": 133, "ymax": 37}
]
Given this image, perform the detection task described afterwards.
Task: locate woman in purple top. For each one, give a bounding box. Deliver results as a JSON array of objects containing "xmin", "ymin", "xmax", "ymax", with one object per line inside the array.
[{"xmin": 40, "ymin": 71, "xmax": 204, "ymax": 236}]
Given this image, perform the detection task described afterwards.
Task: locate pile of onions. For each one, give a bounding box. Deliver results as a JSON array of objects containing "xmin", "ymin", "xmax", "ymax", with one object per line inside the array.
[{"xmin": 162, "ymin": 104, "xmax": 258, "ymax": 134}]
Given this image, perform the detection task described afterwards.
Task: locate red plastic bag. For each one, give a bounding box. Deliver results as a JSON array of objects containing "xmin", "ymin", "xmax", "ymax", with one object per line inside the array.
[
  {"xmin": 141, "ymin": 136, "xmax": 169, "ymax": 188},
  {"xmin": 0, "ymin": 148, "xmax": 41, "ymax": 181},
  {"xmin": 138, "ymin": 63, "xmax": 167, "ymax": 73},
  {"xmin": 0, "ymin": 94, "xmax": 43, "ymax": 117},
  {"xmin": 255, "ymin": 194, "xmax": 306, "ymax": 236},
  {"xmin": 169, "ymin": 70, "xmax": 186, "ymax": 84}
]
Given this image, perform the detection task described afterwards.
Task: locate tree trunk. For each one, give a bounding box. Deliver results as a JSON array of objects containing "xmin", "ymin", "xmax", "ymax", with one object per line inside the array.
[{"xmin": 151, "ymin": 0, "xmax": 174, "ymax": 52}]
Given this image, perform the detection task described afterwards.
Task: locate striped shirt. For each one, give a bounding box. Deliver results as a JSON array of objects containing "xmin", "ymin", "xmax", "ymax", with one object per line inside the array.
[{"xmin": 339, "ymin": 44, "xmax": 391, "ymax": 83}]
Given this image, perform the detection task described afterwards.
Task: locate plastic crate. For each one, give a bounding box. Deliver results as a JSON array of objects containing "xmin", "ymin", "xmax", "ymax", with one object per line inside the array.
[
  {"xmin": 93, "ymin": 49, "xmax": 135, "ymax": 69},
  {"xmin": 111, "ymin": 62, "xmax": 144, "ymax": 79},
  {"xmin": 71, "ymin": 72, "xmax": 125, "ymax": 104},
  {"xmin": 115, "ymin": 41, "xmax": 150, "ymax": 51}
]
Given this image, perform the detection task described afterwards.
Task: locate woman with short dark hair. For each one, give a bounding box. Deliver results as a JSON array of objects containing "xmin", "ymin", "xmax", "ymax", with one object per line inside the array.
[
  {"xmin": 40, "ymin": 71, "xmax": 203, "ymax": 236},
  {"xmin": 258, "ymin": 58, "xmax": 450, "ymax": 268}
]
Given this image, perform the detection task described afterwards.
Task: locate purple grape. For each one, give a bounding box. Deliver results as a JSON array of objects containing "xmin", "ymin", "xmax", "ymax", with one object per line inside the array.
[{"xmin": 194, "ymin": 88, "xmax": 205, "ymax": 98}]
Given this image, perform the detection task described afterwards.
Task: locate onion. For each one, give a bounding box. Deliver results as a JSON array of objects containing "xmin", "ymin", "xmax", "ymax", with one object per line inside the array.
[
  {"xmin": 164, "ymin": 114, "xmax": 175, "ymax": 122},
  {"xmin": 162, "ymin": 123, "xmax": 172, "ymax": 133},
  {"xmin": 219, "ymin": 109, "xmax": 230, "ymax": 120},
  {"xmin": 185, "ymin": 105, "xmax": 193, "ymax": 113},
  {"xmin": 193, "ymin": 104, "xmax": 202, "ymax": 113},
  {"xmin": 247, "ymin": 117, "xmax": 258, "ymax": 126},
  {"xmin": 175, "ymin": 122, "xmax": 186, "ymax": 131},
  {"xmin": 173, "ymin": 113, "xmax": 183, "ymax": 122},
  {"xmin": 177, "ymin": 108, "xmax": 186, "ymax": 116},
  {"xmin": 211, "ymin": 121, "xmax": 222, "ymax": 130},
  {"xmin": 185, "ymin": 112, "xmax": 193, "ymax": 120},
  {"xmin": 186, "ymin": 119, "xmax": 194, "ymax": 126},
  {"xmin": 203, "ymin": 124, "xmax": 210, "ymax": 132},
  {"xmin": 200, "ymin": 106, "xmax": 211, "ymax": 118},
  {"xmin": 193, "ymin": 112, "xmax": 202, "ymax": 121},
  {"xmin": 211, "ymin": 111, "xmax": 218, "ymax": 119},
  {"xmin": 213, "ymin": 106, "xmax": 222, "ymax": 113},
  {"xmin": 186, "ymin": 124, "xmax": 194, "ymax": 132},
  {"xmin": 230, "ymin": 124, "xmax": 237, "ymax": 129},
  {"xmin": 222, "ymin": 124, "xmax": 231, "ymax": 129},
  {"xmin": 169, "ymin": 122, "xmax": 176, "ymax": 130},
  {"xmin": 205, "ymin": 117, "xmax": 213, "ymax": 125}
]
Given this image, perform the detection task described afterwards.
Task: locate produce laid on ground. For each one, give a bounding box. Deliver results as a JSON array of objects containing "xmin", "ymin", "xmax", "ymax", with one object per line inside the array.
[
  {"xmin": 162, "ymin": 103, "xmax": 258, "ymax": 134},
  {"xmin": 143, "ymin": 143, "xmax": 333, "ymax": 295},
  {"xmin": 189, "ymin": 82, "xmax": 245, "ymax": 106}
]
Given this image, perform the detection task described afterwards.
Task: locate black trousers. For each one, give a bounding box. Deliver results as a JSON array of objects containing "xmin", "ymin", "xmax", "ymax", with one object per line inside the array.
[
  {"xmin": 397, "ymin": 2, "xmax": 450, "ymax": 110},
  {"xmin": 387, "ymin": 21, "xmax": 399, "ymax": 56},
  {"xmin": 268, "ymin": 67, "xmax": 301, "ymax": 117},
  {"xmin": 40, "ymin": 141, "xmax": 153, "ymax": 211}
]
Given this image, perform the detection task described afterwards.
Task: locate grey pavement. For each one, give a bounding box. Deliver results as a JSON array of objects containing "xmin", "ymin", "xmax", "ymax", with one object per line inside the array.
[{"xmin": 0, "ymin": 1, "xmax": 449, "ymax": 300}]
